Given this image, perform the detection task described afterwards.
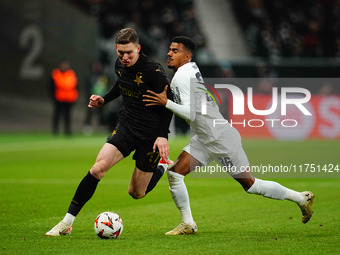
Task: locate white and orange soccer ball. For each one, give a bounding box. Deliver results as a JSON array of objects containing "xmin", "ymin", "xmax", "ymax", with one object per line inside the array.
[{"xmin": 94, "ymin": 211, "xmax": 123, "ymax": 239}]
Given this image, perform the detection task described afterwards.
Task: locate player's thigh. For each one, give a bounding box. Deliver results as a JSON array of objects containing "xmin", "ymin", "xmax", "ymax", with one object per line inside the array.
[
  {"xmin": 133, "ymin": 138, "xmax": 160, "ymax": 172},
  {"xmin": 176, "ymin": 136, "xmax": 208, "ymax": 175},
  {"xmin": 211, "ymin": 129, "xmax": 254, "ymax": 189},
  {"xmin": 90, "ymin": 143, "xmax": 124, "ymax": 179},
  {"xmin": 211, "ymin": 126, "xmax": 250, "ymax": 176},
  {"xmin": 128, "ymin": 167, "xmax": 153, "ymax": 198},
  {"xmin": 106, "ymin": 124, "xmax": 135, "ymax": 159}
]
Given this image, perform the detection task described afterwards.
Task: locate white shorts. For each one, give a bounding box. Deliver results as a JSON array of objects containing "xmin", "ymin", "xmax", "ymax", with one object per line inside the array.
[{"xmin": 183, "ymin": 126, "xmax": 249, "ymax": 176}]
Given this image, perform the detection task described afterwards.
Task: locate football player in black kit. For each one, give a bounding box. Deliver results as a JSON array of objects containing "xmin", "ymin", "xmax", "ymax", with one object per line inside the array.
[{"xmin": 46, "ymin": 28, "xmax": 173, "ymax": 236}]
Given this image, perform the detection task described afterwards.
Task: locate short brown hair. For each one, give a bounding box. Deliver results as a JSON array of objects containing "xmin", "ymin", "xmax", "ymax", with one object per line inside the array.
[{"xmin": 115, "ymin": 28, "xmax": 139, "ymax": 45}]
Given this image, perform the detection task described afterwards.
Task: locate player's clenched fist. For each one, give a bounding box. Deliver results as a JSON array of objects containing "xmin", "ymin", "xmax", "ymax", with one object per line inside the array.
[{"xmin": 88, "ymin": 95, "xmax": 104, "ymax": 108}]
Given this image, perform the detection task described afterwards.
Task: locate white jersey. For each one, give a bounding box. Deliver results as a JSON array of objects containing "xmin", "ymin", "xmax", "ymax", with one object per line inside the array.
[
  {"xmin": 166, "ymin": 62, "xmax": 228, "ymax": 148},
  {"xmin": 166, "ymin": 62, "xmax": 249, "ymax": 173}
]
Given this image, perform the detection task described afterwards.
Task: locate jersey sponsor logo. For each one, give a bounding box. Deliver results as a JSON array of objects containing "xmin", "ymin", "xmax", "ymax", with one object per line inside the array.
[
  {"xmin": 195, "ymin": 71, "xmax": 202, "ymax": 80},
  {"xmin": 119, "ymin": 84, "xmax": 142, "ymax": 98},
  {"xmin": 171, "ymin": 87, "xmax": 182, "ymax": 104}
]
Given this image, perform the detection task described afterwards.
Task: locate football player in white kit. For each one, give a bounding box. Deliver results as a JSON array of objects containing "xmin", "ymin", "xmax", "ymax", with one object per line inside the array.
[{"xmin": 143, "ymin": 36, "xmax": 315, "ymax": 235}]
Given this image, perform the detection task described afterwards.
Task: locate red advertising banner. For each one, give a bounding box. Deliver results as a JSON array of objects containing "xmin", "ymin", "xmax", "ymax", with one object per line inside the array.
[{"xmin": 228, "ymin": 95, "xmax": 340, "ymax": 140}]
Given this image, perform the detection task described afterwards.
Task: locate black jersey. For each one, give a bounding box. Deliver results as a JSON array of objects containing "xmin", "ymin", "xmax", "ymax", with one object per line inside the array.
[{"xmin": 103, "ymin": 52, "xmax": 173, "ymax": 141}]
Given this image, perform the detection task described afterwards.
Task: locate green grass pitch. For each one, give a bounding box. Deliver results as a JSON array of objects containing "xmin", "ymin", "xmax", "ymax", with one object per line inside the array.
[{"xmin": 0, "ymin": 134, "xmax": 339, "ymax": 254}]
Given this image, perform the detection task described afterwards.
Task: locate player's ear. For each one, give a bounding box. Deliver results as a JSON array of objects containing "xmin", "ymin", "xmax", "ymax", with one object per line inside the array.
[
  {"xmin": 186, "ymin": 52, "xmax": 192, "ymax": 61},
  {"xmin": 184, "ymin": 48, "xmax": 192, "ymax": 61},
  {"xmin": 137, "ymin": 44, "xmax": 141, "ymax": 53}
]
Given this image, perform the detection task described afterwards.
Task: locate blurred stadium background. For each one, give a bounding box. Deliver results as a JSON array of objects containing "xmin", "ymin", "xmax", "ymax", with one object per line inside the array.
[
  {"xmin": 1, "ymin": 2, "xmax": 339, "ymax": 253},
  {"xmin": 0, "ymin": 0, "xmax": 339, "ymax": 138}
]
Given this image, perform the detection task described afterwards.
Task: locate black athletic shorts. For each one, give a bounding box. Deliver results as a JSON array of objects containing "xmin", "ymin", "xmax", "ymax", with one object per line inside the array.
[{"xmin": 106, "ymin": 124, "xmax": 160, "ymax": 172}]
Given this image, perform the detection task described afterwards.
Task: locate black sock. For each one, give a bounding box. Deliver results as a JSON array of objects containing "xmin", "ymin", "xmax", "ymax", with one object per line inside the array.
[
  {"xmin": 67, "ymin": 171, "xmax": 100, "ymax": 216},
  {"xmin": 145, "ymin": 165, "xmax": 166, "ymax": 195}
]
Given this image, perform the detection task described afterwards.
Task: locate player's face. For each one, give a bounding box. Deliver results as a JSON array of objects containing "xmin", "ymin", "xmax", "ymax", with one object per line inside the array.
[
  {"xmin": 167, "ymin": 42, "xmax": 191, "ymax": 71},
  {"xmin": 116, "ymin": 42, "xmax": 141, "ymax": 67}
]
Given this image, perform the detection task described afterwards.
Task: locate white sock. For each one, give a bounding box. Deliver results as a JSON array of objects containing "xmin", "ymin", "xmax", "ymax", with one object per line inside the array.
[
  {"xmin": 167, "ymin": 171, "xmax": 194, "ymax": 225},
  {"xmin": 63, "ymin": 213, "xmax": 76, "ymax": 225},
  {"xmin": 285, "ymin": 189, "xmax": 304, "ymax": 204},
  {"xmin": 247, "ymin": 178, "xmax": 302, "ymax": 203}
]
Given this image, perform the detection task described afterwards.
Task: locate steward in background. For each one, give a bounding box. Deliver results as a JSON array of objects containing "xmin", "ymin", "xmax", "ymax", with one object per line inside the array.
[{"xmin": 49, "ymin": 60, "xmax": 78, "ymax": 135}]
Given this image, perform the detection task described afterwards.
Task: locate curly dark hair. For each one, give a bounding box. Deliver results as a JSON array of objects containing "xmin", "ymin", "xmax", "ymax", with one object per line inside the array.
[{"xmin": 172, "ymin": 36, "xmax": 196, "ymax": 56}]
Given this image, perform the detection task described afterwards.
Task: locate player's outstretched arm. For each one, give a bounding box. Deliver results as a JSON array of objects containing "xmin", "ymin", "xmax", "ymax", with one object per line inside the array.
[
  {"xmin": 153, "ymin": 137, "xmax": 169, "ymax": 160},
  {"xmin": 143, "ymin": 85, "xmax": 168, "ymax": 106},
  {"xmin": 88, "ymin": 95, "xmax": 104, "ymax": 108},
  {"xmin": 144, "ymin": 84, "xmax": 194, "ymax": 121}
]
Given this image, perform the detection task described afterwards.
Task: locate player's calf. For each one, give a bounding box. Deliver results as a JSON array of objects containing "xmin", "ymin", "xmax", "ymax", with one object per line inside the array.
[{"xmin": 144, "ymin": 158, "xmax": 174, "ymax": 195}]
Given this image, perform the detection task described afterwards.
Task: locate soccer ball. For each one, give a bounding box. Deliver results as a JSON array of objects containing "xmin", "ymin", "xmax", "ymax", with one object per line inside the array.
[{"xmin": 94, "ymin": 211, "xmax": 123, "ymax": 239}]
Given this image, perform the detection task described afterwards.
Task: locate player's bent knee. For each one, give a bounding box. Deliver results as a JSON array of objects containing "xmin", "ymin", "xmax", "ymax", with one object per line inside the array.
[
  {"xmin": 90, "ymin": 164, "xmax": 108, "ymax": 180},
  {"xmin": 128, "ymin": 185, "xmax": 146, "ymax": 199},
  {"xmin": 128, "ymin": 190, "xmax": 145, "ymax": 199}
]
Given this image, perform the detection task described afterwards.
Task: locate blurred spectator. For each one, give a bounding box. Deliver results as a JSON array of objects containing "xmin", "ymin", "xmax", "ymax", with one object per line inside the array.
[
  {"xmin": 49, "ymin": 60, "xmax": 78, "ymax": 136},
  {"xmin": 218, "ymin": 60, "xmax": 235, "ymax": 78},
  {"xmin": 318, "ymin": 82, "xmax": 334, "ymax": 95},
  {"xmin": 83, "ymin": 60, "xmax": 110, "ymax": 135},
  {"xmin": 253, "ymin": 61, "xmax": 277, "ymax": 94},
  {"xmin": 254, "ymin": 61, "xmax": 278, "ymax": 78},
  {"xmin": 64, "ymin": 0, "xmax": 207, "ymax": 62},
  {"xmin": 254, "ymin": 79, "xmax": 274, "ymax": 94},
  {"xmin": 335, "ymin": 36, "xmax": 340, "ymax": 61},
  {"xmin": 231, "ymin": 0, "xmax": 340, "ymax": 60}
]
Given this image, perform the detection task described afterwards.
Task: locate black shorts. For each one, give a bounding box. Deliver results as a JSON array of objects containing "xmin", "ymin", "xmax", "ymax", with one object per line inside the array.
[{"xmin": 106, "ymin": 124, "xmax": 160, "ymax": 172}]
